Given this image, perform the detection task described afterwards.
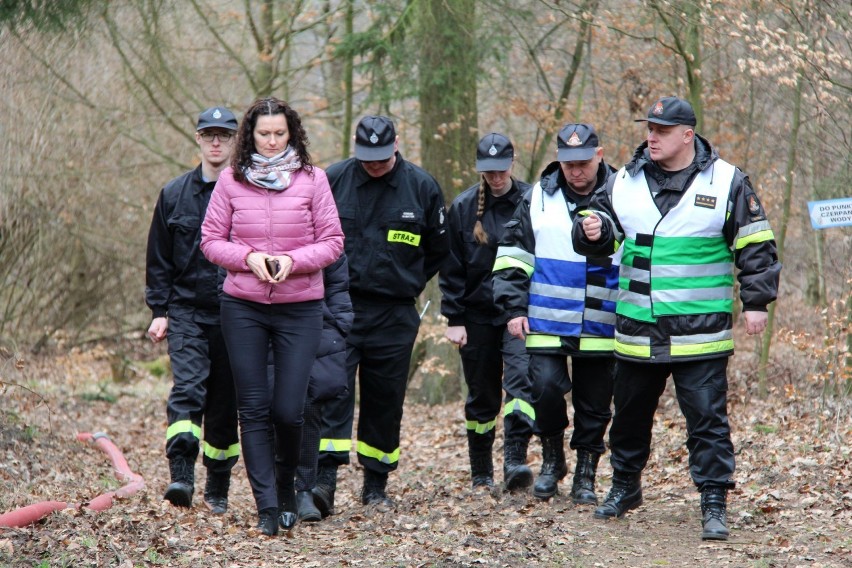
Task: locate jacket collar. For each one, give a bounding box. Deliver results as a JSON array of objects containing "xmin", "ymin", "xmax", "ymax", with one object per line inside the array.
[{"xmin": 625, "ymin": 133, "xmax": 718, "ymax": 178}]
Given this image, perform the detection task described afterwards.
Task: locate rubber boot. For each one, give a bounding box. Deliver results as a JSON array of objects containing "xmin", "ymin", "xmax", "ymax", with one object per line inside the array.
[
  {"xmin": 467, "ymin": 430, "xmax": 495, "ymax": 488},
  {"xmin": 503, "ymin": 438, "xmax": 533, "ymax": 491},
  {"xmin": 700, "ymin": 487, "xmax": 730, "ymax": 541},
  {"xmin": 532, "ymin": 433, "xmax": 568, "ymax": 500},
  {"xmin": 570, "ymin": 450, "xmax": 601, "ymax": 505},
  {"xmin": 203, "ymin": 470, "xmax": 230, "ymax": 514},
  {"xmin": 594, "ymin": 470, "xmax": 643, "ymax": 519},
  {"xmin": 296, "ymin": 490, "xmax": 322, "ymax": 522},
  {"xmin": 361, "ymin": 469, "xmax": 394, "ymax": 508},
  {"xmin": 164, "ymin": 457, "xmax": 195, "ymax": 507},
  {"xmin": 312, "ymin": 465, "xmax": 337, "ymax": 518}
]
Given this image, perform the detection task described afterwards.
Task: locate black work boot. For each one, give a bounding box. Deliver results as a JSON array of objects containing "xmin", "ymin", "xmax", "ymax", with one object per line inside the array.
[
  {"xmin": 700, "ymin": 487, "xmax": 730, "ymax": 541},
  {"xmin": 312, "ymin": 465, "xmax": 337, "ymax": 518},
  {"xmin": 503, "ymin": 438, "xmax": 533, "ymax": 491},
  {"xmin": 467, "ymin": 430, "xmax": 495, "ymax": 488},
  {"xmin": 203, "ymin": 470, "xmax": 230, "ymax": 514},
  {"xmin": 296, "ymin": 490, "xmax": 322, "ymax": 523},
  {"xmin": 361, "ymin": 469, "xmax": 394, "ymax": 508},
  {"xmin": 570, "ymin": 450, "xmax": 601, "ymax": 505},
  {"xmin": 532, "ymin": 433, "xmax": 568, "ymax": 500},
  {"xmin": 256, "ymin": 507, "xmax": 279, "ymax": 537},
  {"xmin": 164, "ymin": 457, "xmax": 195, "ymax": 507},
  {"xmin": 594, "ymin": 470, "xmax": 643, "ymax": 519}
]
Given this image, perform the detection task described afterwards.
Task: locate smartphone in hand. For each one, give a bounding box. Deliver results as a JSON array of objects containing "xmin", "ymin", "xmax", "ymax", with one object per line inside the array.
[{"xmin": 265, "ymin": 258, "xmax": 280, "ymax": 278}]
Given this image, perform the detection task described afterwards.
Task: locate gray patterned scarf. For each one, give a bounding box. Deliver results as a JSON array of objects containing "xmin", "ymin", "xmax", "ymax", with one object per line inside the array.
[{"xmin": 243, "ymin": 146, "xmax": 302, "ymax": 191}]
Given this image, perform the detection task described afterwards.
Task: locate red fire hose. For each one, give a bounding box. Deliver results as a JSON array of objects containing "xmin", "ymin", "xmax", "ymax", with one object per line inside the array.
[{"xmin": 0, "ymin": 432, "xmax": 145, "ymax": 527}]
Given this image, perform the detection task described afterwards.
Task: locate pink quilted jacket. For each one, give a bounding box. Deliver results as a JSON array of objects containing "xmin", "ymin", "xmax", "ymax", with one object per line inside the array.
[{"xmin": 200, "ymin": 166, "xmax": 344, "ymax": 304}]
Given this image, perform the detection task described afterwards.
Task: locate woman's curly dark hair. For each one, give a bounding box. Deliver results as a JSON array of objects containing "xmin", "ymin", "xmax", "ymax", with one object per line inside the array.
[{"xmin": 231, "ymin": 97, "xmax": 314, "ymax": 182}]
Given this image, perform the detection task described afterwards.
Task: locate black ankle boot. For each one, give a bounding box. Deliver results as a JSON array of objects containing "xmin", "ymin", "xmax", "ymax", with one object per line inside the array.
[
  {"xmin": 164, "ymin": 457, "xmax": 195, "ymax": 508},
  {"xmin": 276, "ymin": 466, "xmax": 298, "ymax": 530},
  {"xmin": 467, "ymin": 430, "xmax": 495, "ymax": 488},
  {"xmin": 594, "ymin": 471, "xmax": 643, "ymax": 519},
  {"xmin": 203, "ymin": 470, "xmax": 230, "ymax": 514},
  {"xmin": 361, "ymin": 469, "xmax": 394, "ymax": 508},
  {"xmin": 296, "ymin": 490, "xmax": 322, "ymax": 522},
  {"xmin": 312, "ymin": 465, "xmax": 338, "ymax": 518},
  {"xmin": 503, "ymin": 438, "xmax": 533, "ymax": 491},
  {"xmin": 533, "ymin": 433, "xmax": 568, "ymax": 500},
  {"xmin": 257, "ymin": 507, "xmax": 279, "ymax": 536},
  {"xmin": 700, "ymin": 487, "xmax": 729, "ymax": 541},
  {"xmin": 570, "ymin": 450, "xmax": 601, "ymax": 505}
]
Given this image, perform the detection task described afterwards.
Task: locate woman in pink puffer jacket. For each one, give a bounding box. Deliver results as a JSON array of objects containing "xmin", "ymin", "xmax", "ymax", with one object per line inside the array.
[{"xmin": 200, "ymin": 97, "xmax": 343, "ymax": 536}]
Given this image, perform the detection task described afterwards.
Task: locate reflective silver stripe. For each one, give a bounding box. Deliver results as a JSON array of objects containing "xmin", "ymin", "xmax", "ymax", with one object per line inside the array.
[
  {"xmin": 618, "ymin": 289, "xmax": 652, "ymax": 308},
  {"xmin": 670, "ymin": 329, "xmax": 733, "ymax": 344},
  {"xmin": 495, "ymin": 245, "xmax": 535, "ymax": 266},
  {"xmin": 587, "ymin": 284, "xmax": 618, "ymax": 302},
  {"xmin": 736, "ymin": 220, "xmax": 772, "ymax": 240},
  {"xmin": 652, "ymin": 262, "xmax": 733, "ymax": 278},
  {"xmin": 528, "ymin": 305, "xmax": 583, "ymax": 324},
  {"xmin": 584, "ymin": 308, "xmax": 616, "ymax": 326},
  {"xmin": 653, "ymin": 287, "xmax": 734, "ymax": 303},
  {"xmin": 615, "ymin": 330, "xmax": 650, "ymax": 345},
  {"xmin": 530, "ymin": 282, "xmax": 585, "ymax": 301},
  {"xmin": 619, "ymin": 264, "xmax": 650, "ymax": 283}
]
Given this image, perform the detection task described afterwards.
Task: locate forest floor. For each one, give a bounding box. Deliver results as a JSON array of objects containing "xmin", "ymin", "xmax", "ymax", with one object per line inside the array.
[{"xmin": 1, "ymin": 337, "xmax": 850, "ymax": 568}]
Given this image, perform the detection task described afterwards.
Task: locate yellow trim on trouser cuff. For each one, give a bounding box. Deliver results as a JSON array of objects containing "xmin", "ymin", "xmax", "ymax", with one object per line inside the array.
[
  {"xmin": 166, "ymin": 420, "xmax": 201, "ymax": 441},
  {"xmin": 203, "ymin": 441, "xmax": 240, "ymax": 461},
  {"xmin": 357, "ymin": 441, "xmax": 400, "ymax": 465},
  {"xmin": 503, "ymin": 399, "xmax": 536, "ymax": 421},
  {"xmin": 319, "ymin": 438, "xmax": 352, "ymax": 453},
  {"xmin": 466, "ymin": 419, "xmax": 497, "ymax": 434}
]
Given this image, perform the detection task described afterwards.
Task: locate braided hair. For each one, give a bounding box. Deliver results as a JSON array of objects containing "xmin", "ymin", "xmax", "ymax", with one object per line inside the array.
[{"xmin": 472, "ymin": 176, "xmax": 489, "ymax": 245}]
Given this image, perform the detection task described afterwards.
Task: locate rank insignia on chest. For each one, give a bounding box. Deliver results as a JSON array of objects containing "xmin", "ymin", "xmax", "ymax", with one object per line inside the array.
[{"xmin": 694, "ymin": 194, "xmax": 717, "ymax": 209}]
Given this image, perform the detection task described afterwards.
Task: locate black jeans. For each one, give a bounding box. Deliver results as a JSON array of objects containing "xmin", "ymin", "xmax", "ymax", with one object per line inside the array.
[{"xmin": 220, "ymin": 295, "xmax": 322, "ymax": 512}]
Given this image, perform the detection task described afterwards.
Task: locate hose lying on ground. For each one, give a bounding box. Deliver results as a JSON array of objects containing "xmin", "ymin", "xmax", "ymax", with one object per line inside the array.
[{"xmin": 0, "ymin": 432, "xmax": 145, "ymax": 527}]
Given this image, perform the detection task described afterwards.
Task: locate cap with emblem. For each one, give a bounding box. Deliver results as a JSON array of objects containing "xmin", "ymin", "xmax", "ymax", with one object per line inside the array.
[
  {"xmin": 635, "ymin": 96, "xmax": 697, "ymax": 126},
  {"xmin": 354, "ymin": 115, "xmax": 397, "ymax": 161},
  {"xmin": 475, "ymin": 133, "xmax": 514, "ymax": 172},
  {"xmin": 556, "ymin": 123, "xmax": 599, "ymax": 161},
  {"xmin": 196, "ymin": 107, "xmax": 238, "ymax": 131}
]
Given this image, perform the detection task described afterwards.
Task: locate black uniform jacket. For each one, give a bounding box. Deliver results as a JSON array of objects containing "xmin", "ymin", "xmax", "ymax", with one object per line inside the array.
[
  {"xmin": 439, "ymin": 178, "xmax": 531, "ymax": 327},
  {"xmin": 146, "ymin": 165, "xmax": 221, "ymax": 321},
  {"xmin": 493, "ymin": 160, "xmax": 615, "ymax": 322},
  {"xmin": 326, "ymin": 153, "xmax": 449, "ymax": 302}
]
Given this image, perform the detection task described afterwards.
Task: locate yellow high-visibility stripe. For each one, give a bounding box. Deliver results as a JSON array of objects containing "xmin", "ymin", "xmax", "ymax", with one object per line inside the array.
[
  {"xmin": 319, "ymin": 438, "xmax": 352, "ymax": 452},
  {"xmin": 614, "ymin": 340, "xmax": 651, "ymax": 358},
  {"xmin": 579, "ymin": 337, "xmax": 614, "ymax": 351},
  {"xmin": 166, "ymin": 420, "xmax": 201, "ymax": 441},
  {"xmin": 503, "ymin": 399, "xmax": 536, "ymax": 421},
  {"xmin": 466, "ymin": 419, "xmax": 497, "ymax": 434},
  {"xmin": 670, "ymin": 339, "xmax": 734, "ymax": 357},
  {"xmin": 735, "ymin": 229, "xmax": 775, "ymax": 250},
  {"xmin": 493, "ymin": 256, "xmax": 534, "ymax": 277},
  {"xmin": 357, "ymin": 441, "xmax": 400, "ymax": 465},
  {"xmin": 203, "ymin": 441, "xmax": 240, "ymax": 461},
  {"xmin": 525, "ymin": 334, "xmax": 561, "ymax": 348}
]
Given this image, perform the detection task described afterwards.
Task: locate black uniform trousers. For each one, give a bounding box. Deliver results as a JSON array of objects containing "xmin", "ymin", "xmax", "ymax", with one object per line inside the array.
[
  {"xmin": 608, "ymin": 357, "xmax": 735, "ymax": 491},
  {"xmin": 220, "ymin": 296, "xmax": 322, "ymax": 512},
  {"xmin": 459, "ymin": 321, "xmax": 533, "ymax": 442},
  {"xmin": 529, "ymin": 354, "xmax": 614, "ymax": 455},
  {"xmin": 318, "ymin": 300, "xmax": 420, "ymax": 474},
  {"xmin": 165, "ymin": 311, "xmax": 239, "ymax": 474}
]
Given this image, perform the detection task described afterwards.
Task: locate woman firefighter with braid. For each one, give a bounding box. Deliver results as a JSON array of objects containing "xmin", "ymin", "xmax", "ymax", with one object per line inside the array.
[{"xmin": 439, "ymin": 133, "xmax": 536, "ymax": 491}]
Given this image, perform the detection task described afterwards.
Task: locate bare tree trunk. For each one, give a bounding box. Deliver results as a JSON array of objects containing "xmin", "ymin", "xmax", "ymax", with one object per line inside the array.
[
  {"xmin": 412, "ymin": 0, "xmax": 477, "ymax": 404},
  {"xmin": 758, "ymin": 71, "xmax": 803, "ymax": 397}
]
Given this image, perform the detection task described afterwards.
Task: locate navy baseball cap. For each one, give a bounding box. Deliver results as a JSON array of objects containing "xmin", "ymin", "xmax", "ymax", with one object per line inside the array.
[
  {"xmin": 354, "ymin": 115, "xmax": 396, "ymax": 161},
  {"xmin": 557, "ymin": 123, "xmax": 599, "ymax": 161},
  {"xmin": 476, "ymin": 133, "xmax": 514, "ymax": 172},
  {"xmin": 635, "ymin": 96, "xmax": 697, "ymax": 126},
  {"xmin": 196, "ymin": 107, "xmax": 238, "ymax": 131}
]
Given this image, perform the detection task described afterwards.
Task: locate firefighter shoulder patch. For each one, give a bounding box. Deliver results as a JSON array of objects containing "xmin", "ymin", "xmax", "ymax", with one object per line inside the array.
[{"xmin": 694, "ymin": 194, "xmax": 717, "ymax": 209}]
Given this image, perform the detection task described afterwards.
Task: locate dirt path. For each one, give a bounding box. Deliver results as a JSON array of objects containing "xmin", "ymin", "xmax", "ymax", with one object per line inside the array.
[{"xmin": 1, "ymin": 347, "xmax": 849, "ymax": 567}]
